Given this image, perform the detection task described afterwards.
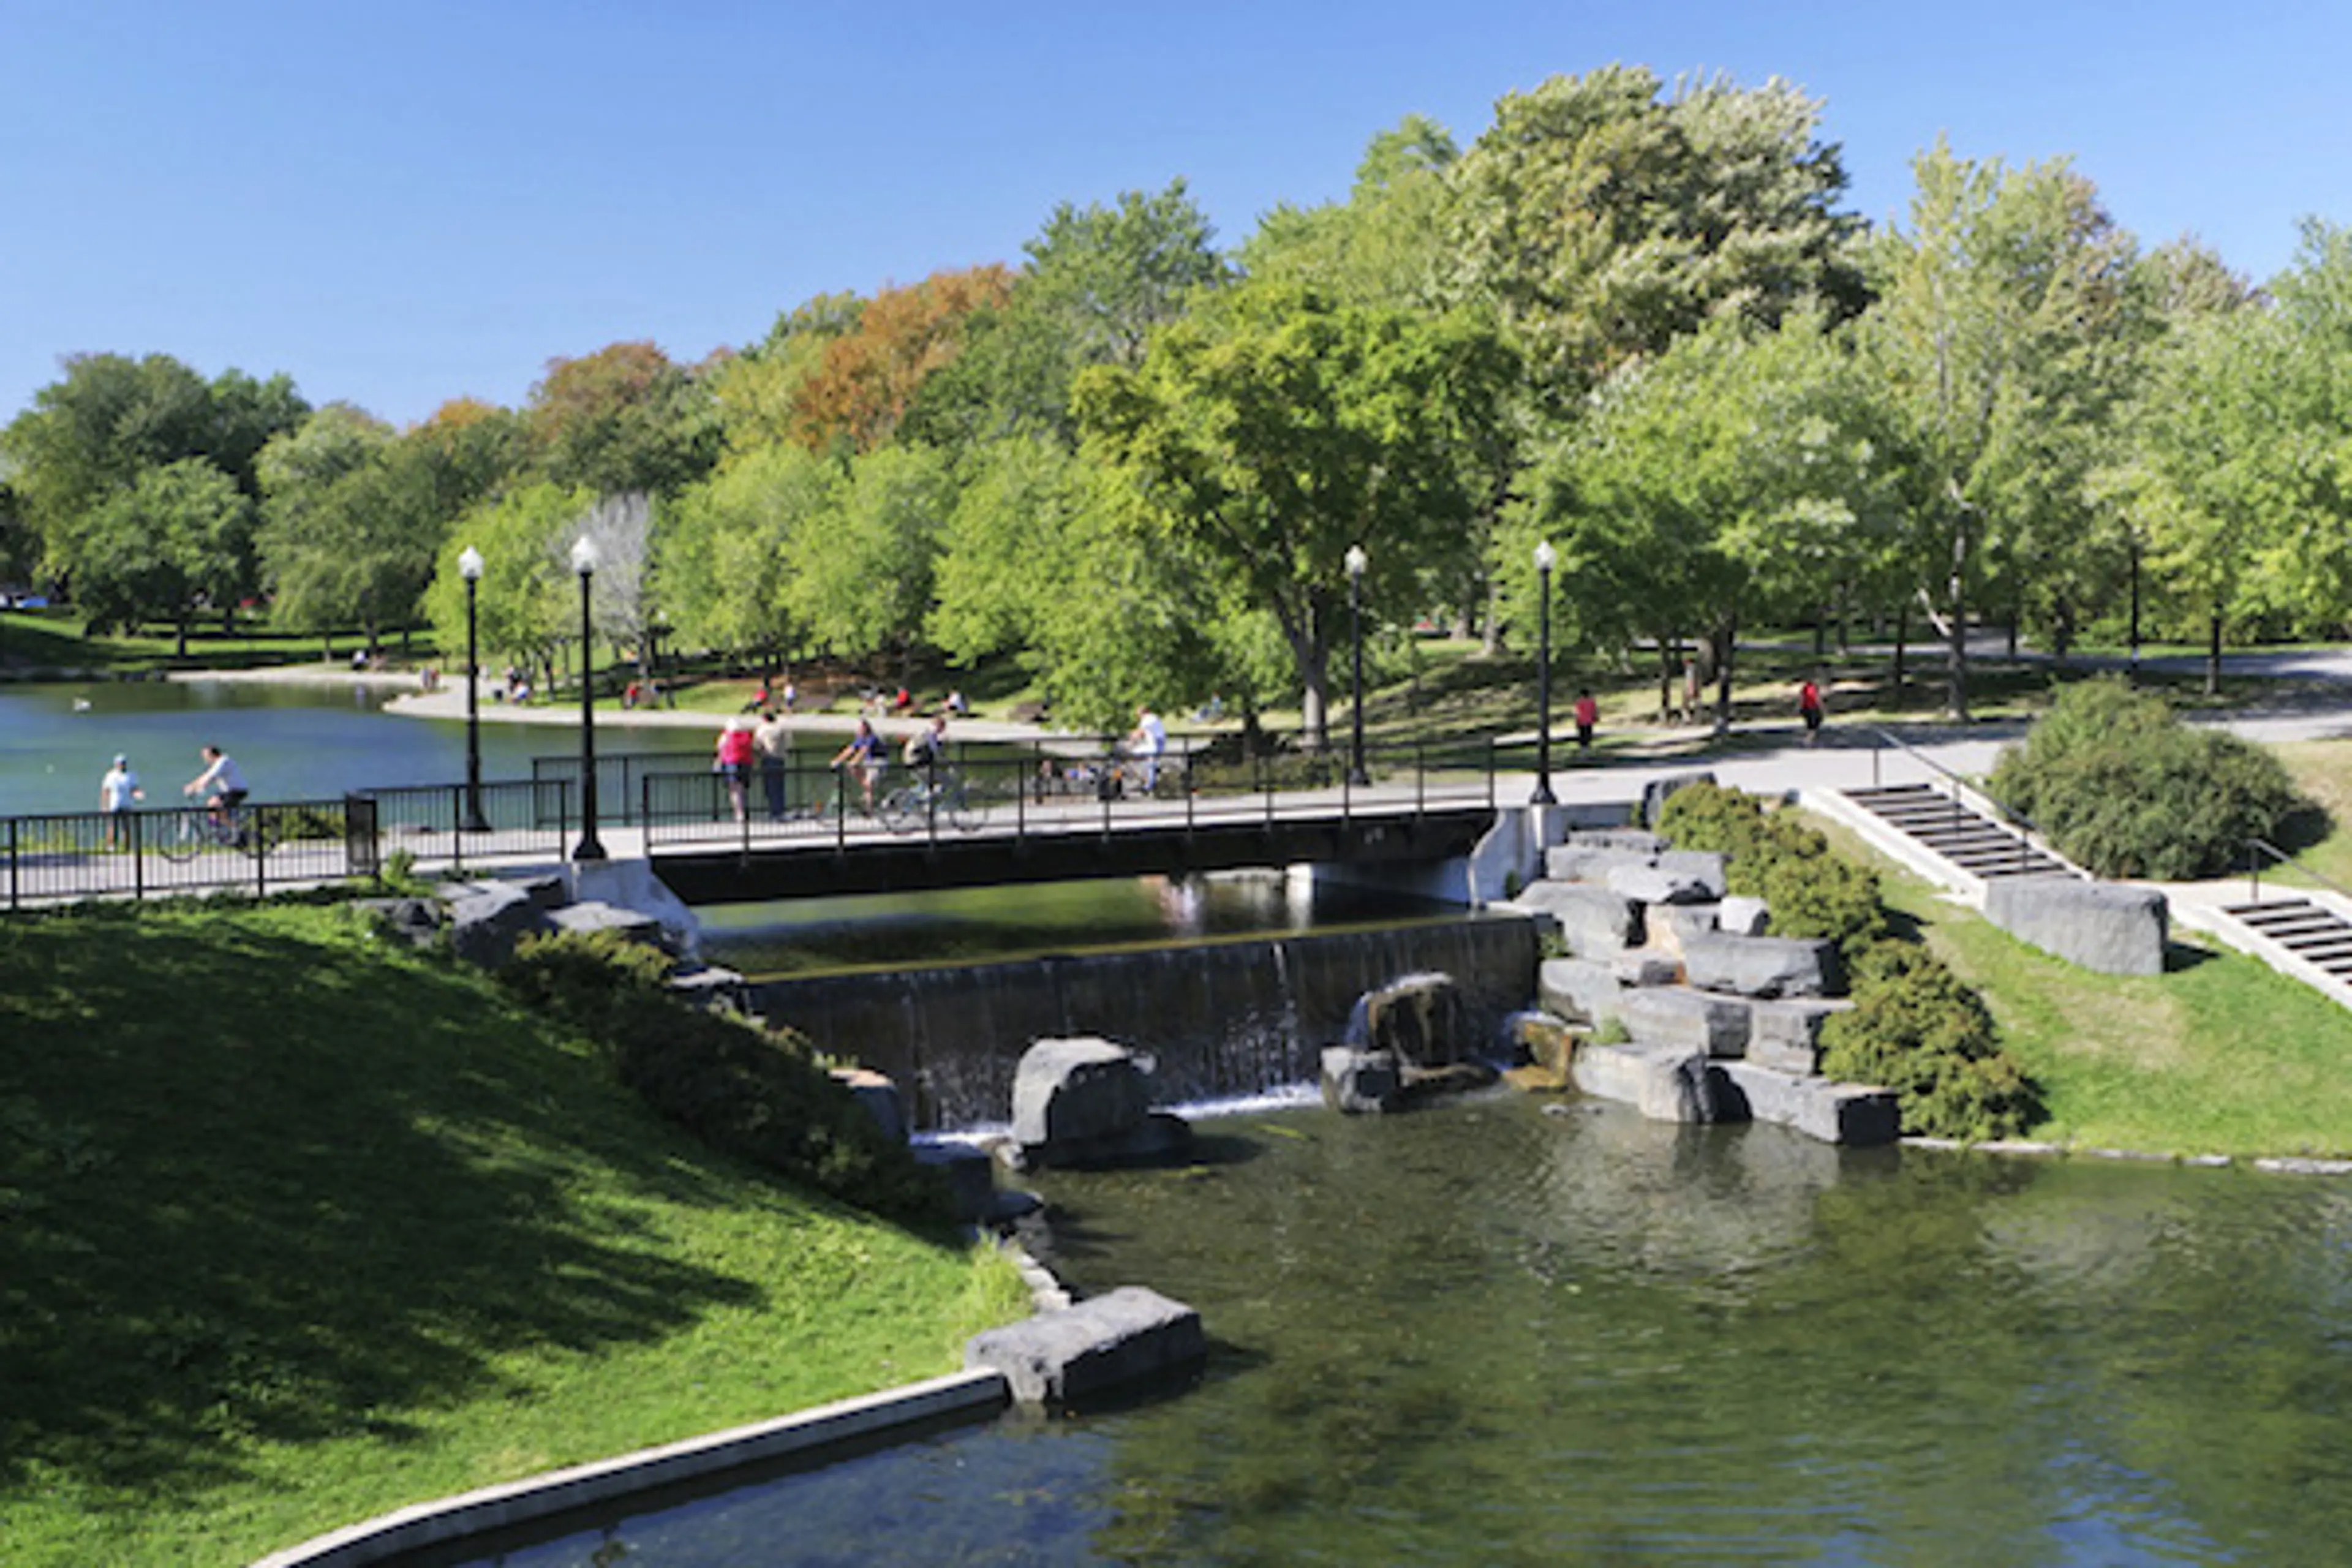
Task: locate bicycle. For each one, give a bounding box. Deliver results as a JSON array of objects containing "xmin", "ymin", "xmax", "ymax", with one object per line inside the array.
[
  {"xmin": 877, "ymin": 766, "xmax": 984, "ymax": 834},
  {"xmin": 154, "ymin": 804, "xmax": 274, "ymax": 862}
]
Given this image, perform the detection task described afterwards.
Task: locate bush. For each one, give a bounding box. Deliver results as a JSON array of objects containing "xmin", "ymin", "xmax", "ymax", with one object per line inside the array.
[
  {"xmin": 503, "ymin": 932, "xmax": 950, "ymax": 1224},
  {"xmin": 1657, "ymin": 782, "xmax": 1885, "ymax": 958},
  {"xmin": 1989, "ymin": 676, "xmax": 2304, "ymax": 880},
  {"xmin": 1821, "ymin": 941, "xmax": 2041, "ymax": 1140}
]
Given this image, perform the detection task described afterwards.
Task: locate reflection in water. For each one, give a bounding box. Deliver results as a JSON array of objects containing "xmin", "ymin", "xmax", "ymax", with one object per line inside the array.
[{"xmin": 423, "ymin": 1098, "xmax": 2352, "ymax": 1567}]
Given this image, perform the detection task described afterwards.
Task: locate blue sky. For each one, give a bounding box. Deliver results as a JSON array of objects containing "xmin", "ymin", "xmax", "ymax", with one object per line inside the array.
[{"xmin": 5, "ymin": 0, "xmax": 2345, "ymax": 428}]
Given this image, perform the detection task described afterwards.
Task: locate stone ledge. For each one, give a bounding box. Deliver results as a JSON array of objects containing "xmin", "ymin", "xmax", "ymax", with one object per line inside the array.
[{"xmin": 251, "ymin": 1370, "xmax": 1011, "ymax": 1568}]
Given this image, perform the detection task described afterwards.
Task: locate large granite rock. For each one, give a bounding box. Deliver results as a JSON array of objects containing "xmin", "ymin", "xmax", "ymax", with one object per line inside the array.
[
  {"xmin": 1009, "ymin": 1037, "xmax": 1192, "ymax": 1167},
  {"xmin": 1321, "ymin": 1046, "xmax": 1402, "ymax": 1114},
  {"xmin": 831, "ymin": 1066, "xmax": 908, "ymax": 1146},
  {"xmin": 1717, "ymin": 895, "xmax": 1771, "ymax": 937},
  {"xmin": 1517, "ymin": 883, "xmax": 1645, "ymax": 957},
  {"xmin": 1716, "ymin": 1061, "xmax": 1900, "ymax": 1146},
  {"xmin": 1570, "ymin": 1042, "xmax": 1727, "ymax": 1123},
  {"xmin": 1624, "ymin": 986, "xmax": 1753, "ymax": 1058},
  {"xmin": 447, "ymin": 881, "xmax": 554, "ymax": 968},
  {"xmin": 1746, "ymin": 998, "xmax": 1853, "ymax": 1074},
  {"xmin": 1645, "ymin": 903, "xmax": 1719, "ymax": 959},
  {"xmin": 1559, "ymin": 827, "xmax": 1667, "ymax": 856},
  {"xmin": 965, "ymin": 1286, "xmax": 1207, "ymax": 1405},
  {"xmin": 1681, "ymin": 932, "xmax": 1844, "ymax": 999},
  {"xmin": 1984, "ymin": 878, "xmax": 2168, "ymax": 976},
  {"xmin": 1656, "ymin": 850, "xmax": 1730, "ymax": 899},
  {"xmin": 1348, "ymin": 971, "xmax": 1471, "ymax": 1066},
  {"xmin": 1608, "ymin": 952, "xmax": 1682, "ymax": 987},
  {"xmin": 1544, "ymin": 843, "xmax": 1657, "ymax": 885},
  {"xmin": 1607, "ymin": 861, "xmax": 1719, "ymax": 906},
  {"xmin": 353, "ymin": 895, "xmax": 442, "ymax": 949},
  {"xmin": 1538, "ymin": 957, "xmax": 1626, "ymax": 1028},
  {"xmin": 547, "ymin": 899, "xmax": 667, "ymax": 949},
  {"xmin": 1642, "ymin": 770, "xmax": 1717, "ymax": 827}
]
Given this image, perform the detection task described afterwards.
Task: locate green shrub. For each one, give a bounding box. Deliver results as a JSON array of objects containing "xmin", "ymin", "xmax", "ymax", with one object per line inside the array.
[
  {"xmin": 1657, "ymin": 782, "xmax": 1885, "ymax": 957},
  {"xmin": 503, "ymin": 932, "xmax": 949, "ymax": 1224},
  {"xmin": 1989, "ymin": 676, "xmax": 2304, "ymax": 879},
  {"xmin": 1820, "ymin": 941, "xmax": 2041, "ymax": 1140}
]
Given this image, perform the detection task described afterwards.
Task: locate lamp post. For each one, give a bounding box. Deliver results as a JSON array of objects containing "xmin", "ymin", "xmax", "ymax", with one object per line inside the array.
[
  {"xmin": 458, "ymin": 546, "xmax": 490, "ymax": 832},
  {"xmin": 1345, "ymin": 544, "xmax": 1370, "ymax": 787},
  {"xmin": 570, "ymin": 534, "xmax": 606, "ymax": 861},
  {"xmin": 1531, "ymin": 539, "xmax": 1558, "ymax": 805}
]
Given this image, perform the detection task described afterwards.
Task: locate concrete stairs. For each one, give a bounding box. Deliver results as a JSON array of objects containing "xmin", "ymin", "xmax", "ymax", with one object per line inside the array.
[
  {"xmin": 1840, "ymin": 782, "xmax": 2074, "ymax": 883},
  {"xmin": 2219, "ymin": 897, "xmax": 2352, "ymax": 987}
]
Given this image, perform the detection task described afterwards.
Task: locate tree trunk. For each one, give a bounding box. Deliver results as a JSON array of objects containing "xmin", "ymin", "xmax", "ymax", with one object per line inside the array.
[
  {"xmin": 1712, "ymin": 619, "xmax": 1736, "ymax": 736},
  {"xmin": 175, "ymin": 616, "xmax": 189, "ymax": 660},
  {"xmin": 1947, "ymin": 516, "xmax": 1971, "ymax": 723},
  {"xmin": 1657, "ymin": 641, "xmax": 1676, "ymax": 722},
  {"xmin": 1892, "ymin": 603, "xmax": 1909, "ymax": 701},
  {"xmin": 2207, "ymin": 611, "xmax": 2223, "ymax": 696},
  {"xmin": 1813, "ymin": 617, "xmax": 1827, "ymax": 661},
  {"xmin": 2128, "ymin": 536, "xmax": 2142, "ymax": 679}
]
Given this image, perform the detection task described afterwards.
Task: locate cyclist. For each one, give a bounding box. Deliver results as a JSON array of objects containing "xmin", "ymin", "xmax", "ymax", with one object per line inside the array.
[
  {"xmin": 1128, "ymin": 704, "xmax": 1167, "ymax": 794},
  {"xmin": 184, "ymin": 745, "xmax": 251, "ymax": 841},
  {"xmin": 903, "ymin": 714, "xmax": 948, "ymax": 772},
  {"xmin": 829, "ymin": 719, "xmax": 885, "ymax": 812}
]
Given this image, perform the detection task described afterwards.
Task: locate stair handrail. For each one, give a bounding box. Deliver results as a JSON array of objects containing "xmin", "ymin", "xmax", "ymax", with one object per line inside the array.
[
  {"xmin": 2242, "ymin": 837, "xmax": 2352, "ymax": 910},
  {"xmin": 1863, "ymin": 725, "xmax": 2079, "ymax": 881}
]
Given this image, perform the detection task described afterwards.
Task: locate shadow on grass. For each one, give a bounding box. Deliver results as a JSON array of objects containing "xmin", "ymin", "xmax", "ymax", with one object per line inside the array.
[{"xmin": 0, "ymin": 907, "xmax": 777, "ymax": 1505}]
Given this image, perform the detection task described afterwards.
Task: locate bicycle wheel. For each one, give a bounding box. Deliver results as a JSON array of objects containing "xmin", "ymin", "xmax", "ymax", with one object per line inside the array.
[
  {"xmin": 877, "ymin": 786, "xmax": 921, "ymax": 834},
  {"xmin": 240, "ymin": 811, "xmax": 277, "ymax": 859},
  {"xmin": 948, "ymin": 782, "xmax": 984, "ymax": 833},
  {"xmin": 153, "ymin": 810, "xmax": 205, "ymax": 862}
]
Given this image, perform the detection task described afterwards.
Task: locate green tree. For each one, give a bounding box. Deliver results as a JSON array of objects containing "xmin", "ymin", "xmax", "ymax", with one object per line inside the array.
[
  {"xmin": 526, "ymin": 342, "xmax": 719, "ymax": 497},
  {"xmin": 780, "ymin": 444, "xmax": 955, "ymax": 671},
  {"xmin": 1859, "ymin": 141, "xmax": 2144, "ymax": 718},
  {"xmin": 1076, "ymin": 280, "xmax": 1513, "ymax": 744},
  {"xmin": 658, "ymin": 443, "xmax": 845, "ymax": 658},
  {"xmin": 72, "ymin": 458, "xmax": 255, "ymax": 654},
  {"xmin": 1452, "ymin": 67, "xmax": 1867, "ymax": 407},
  {"xmin": 424, "ymin": 482, "xmax": 597, "ymax": 687},
  {"xmin": 257, "ymin": 405, "xmax": 437, "ymax": 653}
]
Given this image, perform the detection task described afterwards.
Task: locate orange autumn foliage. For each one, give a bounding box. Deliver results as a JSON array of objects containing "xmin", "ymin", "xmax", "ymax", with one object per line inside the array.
[{"xmin": 788, "ymin": 265, "xmax": 1012, "ymax": 453}]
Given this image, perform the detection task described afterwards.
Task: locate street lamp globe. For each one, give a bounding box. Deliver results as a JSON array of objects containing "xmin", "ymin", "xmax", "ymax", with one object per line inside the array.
[
  {"xmin": 458, "ymin": 545, "xmax": 484, "ymax": 582},
  {"xmin": 1345, "ymin": 544, "xmax": 1368, "ymax": 580},
  {"xmin": 570, "ymin": 535, "xmax": 599, "ymax": 576},
  {"xmin": 1534, "ymin": 539, "xmax": 1556, "ymax": 574}
]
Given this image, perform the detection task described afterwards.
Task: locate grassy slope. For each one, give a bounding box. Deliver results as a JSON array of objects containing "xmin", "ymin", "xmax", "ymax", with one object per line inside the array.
[
  {"xmin": 1807, "ymin": 813, "xmax": 2352, "ymax": 1157},
  {"xmin": 0, "ymin": 900, "xmax": 1024, "ymax": 1567}
]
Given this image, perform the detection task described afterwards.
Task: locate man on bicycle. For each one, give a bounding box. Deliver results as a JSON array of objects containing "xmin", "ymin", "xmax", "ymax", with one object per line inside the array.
[{"xmin": 184, "ymin": 745, "xmax": 250, "ymax": 833}]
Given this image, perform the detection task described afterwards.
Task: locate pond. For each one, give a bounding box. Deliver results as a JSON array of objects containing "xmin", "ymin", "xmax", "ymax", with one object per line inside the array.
[
  {"xmin": 420, "ymin": 1094, "xmax": 2352, "ymax": 1566},
  {"xmin": 0, "ymin": 680, "xmax": 704, "ymax": 817}
]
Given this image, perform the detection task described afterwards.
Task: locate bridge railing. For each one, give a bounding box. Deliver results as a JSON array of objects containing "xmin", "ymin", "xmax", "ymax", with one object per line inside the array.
[
  {"xmin": 4, "ymin": 796, "xmax": 367, "ymax": 910},
  {"xmin": 356, "ymin": 778, "xmax": 575, "ymax": 875},
  {"xmin": 635, "ymin": 736, "xmax": 1499, "ymax": 854}
]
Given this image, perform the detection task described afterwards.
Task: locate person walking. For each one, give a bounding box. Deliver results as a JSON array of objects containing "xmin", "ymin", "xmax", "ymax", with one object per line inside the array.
[
  {"xmin": 1573, "ymin": 689, "xmax": 1599, "ymax": 755},
  {"xmin": 100, "ymin": 754, "xmax": 143, "ymax": 847},
  {"xmin": 1798, "ymin": 675, "xmax": 1825, "ymax": 747},
  {"xmin": 753, "ymin": 708, "xmax": 793, "ymax": 821},
  {"xmin": 1128, "ymin": 704, "xmax": 1167, "ymax": 794},
  {"xmin": 714, "ymin": 718, "xmax": 756, "ymax": 823}
]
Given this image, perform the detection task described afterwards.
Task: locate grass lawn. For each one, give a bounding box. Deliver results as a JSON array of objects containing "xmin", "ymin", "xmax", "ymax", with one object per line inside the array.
[
  {"xmin": 1806, "ymin": 812, "xmax": 2352, "ymax": 1158},
  {"xmin": 0, "ymin": 899, "xmax": 1026, "ymax": 1567},
  {"xmin": 0, "ymin": 607, "xmax": 443, "ymax": 674}
]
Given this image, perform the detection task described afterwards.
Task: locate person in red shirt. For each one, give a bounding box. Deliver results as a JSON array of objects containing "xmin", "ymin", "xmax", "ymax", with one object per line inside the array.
[
  {"xmin": 1573, "ymin": 688, "xmax": 1599, "ymax": 754},
  {"xmin": 714, "ymin": 718, "xmax": 757, "ymax": 823},
  {"xmin": 1798, "ymin": 677, "xmax": 1825, "ymax": 746}
]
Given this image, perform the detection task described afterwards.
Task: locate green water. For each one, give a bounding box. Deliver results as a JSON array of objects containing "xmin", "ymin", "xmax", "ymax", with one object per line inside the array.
[{"xmin": 432, "ymin": 1095, "xmax": 2352, "ymax": 1566}]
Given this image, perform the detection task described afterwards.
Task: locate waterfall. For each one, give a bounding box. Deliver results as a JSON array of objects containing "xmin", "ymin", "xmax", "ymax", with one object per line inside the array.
[{"xmin": 750, "ymin": 916, "xmax": 1539, "ymax": 1131}]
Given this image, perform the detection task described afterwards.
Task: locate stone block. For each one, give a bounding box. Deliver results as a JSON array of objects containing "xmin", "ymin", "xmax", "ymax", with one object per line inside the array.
[
  {"xmin": 1321, "ymin": 1046, "xmax": 1402, "ymax": 1114},
  {"xmin": 1499, "ymin": 1010, "xmax": 1577, "ymax": 1074},
  {"xmin": 1716, "ymin": 1061, "xmax": 1900, "ymax": 1146},
  {"xmin": 1624, "ymin": 986, "xmax": 1752, "ymax": 1058},
  {"xmin": 1608, "ymin": 952, "xmax": 1683, "ymax": 987},
  {"xmin": 1518, "ymin": 883, "xmax": 1645, "ymax": 957},
  {"xmin": 1348, "ymin": 971, "xmax": 1470, "ymax": 1066},
  {"xmin": 447, "ymin": 881, "xmax": 554, "ymax": 969},
  {"xmin": 1645, "ymin": 903, "xmax": 1719, "ymax": 959},
  {"xmin": 1642, "ymin": 770, "xmax": 1717, "ymax": 827},
  {"xmin": 353, "ymin": 896, "xmax": 442, "ymax": 949},
  {"xmin": 1570, "ymin": 1042, "xmax": 1726, "ymax": 1123},
  {"xmin": 1607, "ymin": 862, "xmax": 1719, "ymax": 906},
  {"xmin": 1746, "ymin": 998, "xmax": 1853, "ymax": 1074},
  {"xmin": 1984, "ymin": 878, "xmax": 2168, "ymax": 976},
  {"xmin": 912, "ymin": 1141, "xmax": 1002, "ymax": 1223},
  {"xmin": 1538, "ymin": 958, "xmax": 1625, "ymax": 1027},
  {"xmin": 831, "ymin": 1066, "xmax": 908, "ymax": 1146},
  {"xmin": 1560, "ymin": 828, "xmax": 1667, "ymax": 855},
  {"xmin": 1655, "ymin": 850, "xmax": 1729, "ymax": 900},
  {"xmin": 1682, "ymin": 932, "xmax": 1844, "ymax": 999},
  {"xmin": 1544, "ymin": 843, "xmax": 1656, "ymax": 884},
  {"xmin": 1717, "ymin": 895, "xmax": 1771, "ymax": 937},
  {"xmin": 1012, "ymin": 1037, "xmax": 1150, "ymax": 1148},
  {"xmin": 964, "ymin": 1286, "xmax": 1207, "ymax": 1405}
]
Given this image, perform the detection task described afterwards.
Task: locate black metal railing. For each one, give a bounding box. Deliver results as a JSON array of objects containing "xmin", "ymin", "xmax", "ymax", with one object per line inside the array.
[
  {"xmin": 1866, "ymin": 725, "xmax": 2056, "ymax": 880},
  {"xmin": 636, "ymin": 737, "xmax": 1500, "ymax": 854},
  {"xmin": 2242, "ymin": 837, "xmax": 2352, "ymax": 908},
  {"xmin": 5, "ymin": 797, "xmax": 364, "ymax": 910},
  {"xmin": 356, "ymin": 778, "xmax": 575, "ymax": 875}
]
